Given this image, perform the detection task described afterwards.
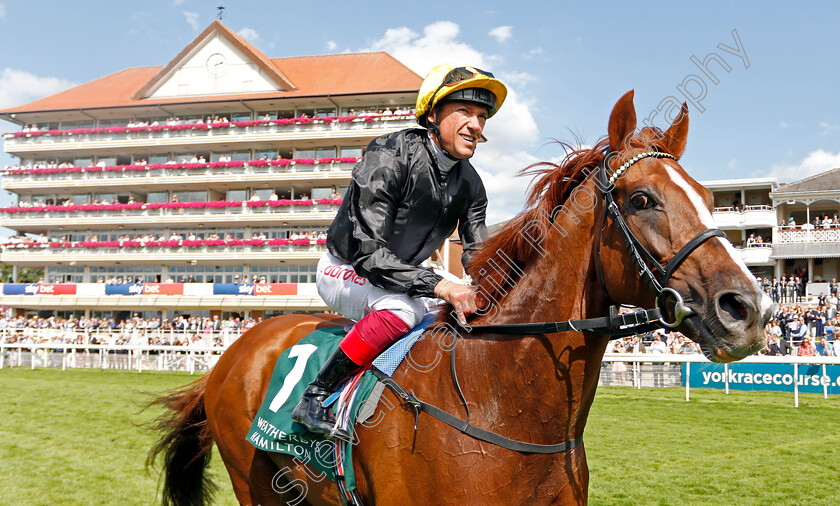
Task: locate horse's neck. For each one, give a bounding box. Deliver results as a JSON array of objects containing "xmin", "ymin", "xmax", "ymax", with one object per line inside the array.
[
  {"xmin": 496, "ymin": 202, "xmax": 605, "ymax": 325},
  {"xmin": 457, "ymin": 199, "xmax": 609, "ymax": 441}
]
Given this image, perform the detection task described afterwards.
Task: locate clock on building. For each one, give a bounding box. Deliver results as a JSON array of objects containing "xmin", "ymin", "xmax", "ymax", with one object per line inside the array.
[{"xmin": 205, "ymin": 53, "xmax": 228, "ymax": 78}]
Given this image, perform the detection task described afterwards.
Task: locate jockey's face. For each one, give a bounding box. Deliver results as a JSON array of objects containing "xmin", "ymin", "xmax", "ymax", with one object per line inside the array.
[{"xmin": 429, "ymin": 101, "xmax": 488, "ymax": 159}]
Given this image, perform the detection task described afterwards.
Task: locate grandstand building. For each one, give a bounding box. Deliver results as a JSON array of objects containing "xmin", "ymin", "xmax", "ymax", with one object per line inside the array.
[
  {"xmin": 704, "ymin": 170, "xmax": 840, "ymax": 286},
  {"xmin": 0, "ymin": 20, "xmax": 426, "ymax": 322}
]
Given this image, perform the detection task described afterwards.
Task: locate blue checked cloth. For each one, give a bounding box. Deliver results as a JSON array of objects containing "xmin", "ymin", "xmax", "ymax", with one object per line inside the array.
[{"xmin": 371, "ymin": 312, "xmax": 438, "ymax": 376}]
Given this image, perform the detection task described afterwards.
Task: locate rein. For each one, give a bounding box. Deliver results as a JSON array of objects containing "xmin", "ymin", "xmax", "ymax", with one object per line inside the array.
[{"xmin": 379, "ymin": 150, "xmax": 727, "ymax": 456}]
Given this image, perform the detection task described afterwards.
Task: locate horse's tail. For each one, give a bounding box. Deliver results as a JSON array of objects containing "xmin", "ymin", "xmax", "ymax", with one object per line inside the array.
[{"xmin": 147, "ymin": 374, "xmax": 218, "ymax": 506}]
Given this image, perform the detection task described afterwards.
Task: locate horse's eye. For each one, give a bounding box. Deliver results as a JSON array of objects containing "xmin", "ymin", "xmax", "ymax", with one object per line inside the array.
[{"xmin": 630, "ymin": 192, "xmax": 655, "ymax": 210}]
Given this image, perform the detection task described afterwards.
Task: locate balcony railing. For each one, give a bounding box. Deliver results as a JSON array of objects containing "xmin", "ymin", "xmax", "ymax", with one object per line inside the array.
[
  {"xmin": 0, "ymin": 240, "xmax": 327, "ymax": 261},
  {"xmin": 712, "ymin": 205, "xmax": 776, "ymax": 228},
  {"xmin": 1, "ymin": 158, "xmax": 357, "ymax": 185},
  {"xmin": 774, "ymin": 226, "xmax": 840, "ymax": 244},
  {"xmin": 2, "ymin": 114, "xmax": 415, "ymax": 150},
  {"xmin": 736, "ymin": 244, "xmax": 773, "ymax": 265},
  {"xmin": 0, "ymin": 200, "xmax": 340, "ymax": 228}
]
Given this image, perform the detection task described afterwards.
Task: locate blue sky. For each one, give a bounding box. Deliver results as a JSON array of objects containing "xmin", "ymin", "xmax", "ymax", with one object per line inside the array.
[{"xmin": 1, "ymin": 1, "xmax": 839, "ymax": 224}]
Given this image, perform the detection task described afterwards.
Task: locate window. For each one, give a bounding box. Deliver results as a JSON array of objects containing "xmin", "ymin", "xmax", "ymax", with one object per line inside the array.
[
  {"xmin": 316, "ymin": 147, "xmax": 336, "ymax": 158},
  {"xmin": 147, "ymin": 192, "xmax": 168, "ymax": 204},
  {"xmin": 255, "ymin": 150, "xmax": 278, "ymax": 160},
  {"xmin": 71, "ymin": 194, "xmax": 89, "ymax": 205},
  {"xmin": 258, "ymin": 111, "xmax": 277, "ymax": 120},
  {"xmin": 211, "ymin": 152, "xmax": 230, "ymax": 162},
  {"xmin": 294, "ymin": 149, "xmax": 316, "ymax": 159},
  {"xmin": 231, "ymin": 151, "xmax": 251, "ymax": 162},
  {"xmin": 149, "ymin": 155, "xmax": 169, "ymax": 164},
  {"xmin": 315, "ymin": 108, "xmax": 336, "ymax": 117},
  {"xmin": 95, "ymin": 193, "xmax": 116, "ymax": 203},
  {"xmin": 231, "ymin": 111, "xmax": 251, "ymax": 122},
  {"xmin": 74, "ymin": 157, "xmax": 93, "ymax": 167},
  {"xmin": 311, "ymin": 188, "xmax": 331, "ymax": 200},
  {"xmin": 340, "ymin": 146, "xmax": 363, "ymax": 158},
  {"xmin": 254, "ymin": 189, "xmax": 274, "ymax": 200},
  {"xmin": 226, "ymin": 190, "xmax": 247, "ymax": 201},
  {"xmin": 97, "ymin": 156, "xmax": 116, "ymax": 166},
  {"xmin": 172, "ymin": 191, "xmax": 207, "ymax": 202}
]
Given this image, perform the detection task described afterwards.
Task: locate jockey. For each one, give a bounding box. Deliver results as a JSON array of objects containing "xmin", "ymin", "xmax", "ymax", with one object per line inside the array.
[{"xmin": 292, "ymin": 64, "xmax": 507, "ymax": 439}]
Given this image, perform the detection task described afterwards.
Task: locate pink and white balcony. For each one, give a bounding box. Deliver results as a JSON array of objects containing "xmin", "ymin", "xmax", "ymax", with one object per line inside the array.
[
  {"xmin": 0, "ymin": 237, "xmax": 328, "ymax": 265},
  {"xmin": 2, "ymin": 114, "xmax": 415, "ymax": 154},
  {"xmin": 0, "ymin": 198, "xmax": 342, "ymax": 230},
  {"xmin": 1, "ymin": 158, "xmax": 356, "ymax": 190}
]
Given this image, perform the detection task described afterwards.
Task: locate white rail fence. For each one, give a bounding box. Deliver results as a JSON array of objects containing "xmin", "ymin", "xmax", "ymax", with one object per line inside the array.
[
  {"xmin": 0, "ymin": 343, "xmax": 224, "ymax": 374},
  {"xmin": 2, "ymin": 345, "xmax": 838, "ymax": 407},
  {"xmin": 601, "ymin": 354, "xmax": 840, "ymax": 407}
]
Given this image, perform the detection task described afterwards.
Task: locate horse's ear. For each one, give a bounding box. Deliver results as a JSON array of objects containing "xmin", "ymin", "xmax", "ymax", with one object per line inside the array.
[
  {"xmin": 661, "ymin": 102, "xmax": 690, "ymax": 159},
  {"xmin": 608, "ymin": 90, "xmax": 637, "ymax": 152}
]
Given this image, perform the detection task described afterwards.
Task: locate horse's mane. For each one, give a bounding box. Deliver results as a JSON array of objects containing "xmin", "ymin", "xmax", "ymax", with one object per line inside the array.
[{"xmin": 466, "ymin": 129, "xmax": 670, "ymax": 306}]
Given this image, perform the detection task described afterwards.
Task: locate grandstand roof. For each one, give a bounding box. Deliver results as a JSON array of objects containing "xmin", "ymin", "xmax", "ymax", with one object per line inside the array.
[
  {"xmin": 0, "ymin": 21, "xmax": 421, "ymax": 115},
  {"xmin": 774, "ymin": 168, "xmax": 840, "ymax": 195}
]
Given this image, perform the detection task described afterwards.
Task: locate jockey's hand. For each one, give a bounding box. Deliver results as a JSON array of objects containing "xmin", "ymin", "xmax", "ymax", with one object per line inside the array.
[{"xmin": 435, "ymin": 279, "xmax": 478, "ymax": 325}]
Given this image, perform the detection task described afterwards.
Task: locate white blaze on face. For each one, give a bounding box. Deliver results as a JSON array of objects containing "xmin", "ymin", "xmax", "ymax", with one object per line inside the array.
[{"xmin": 664, "ymin": 165, "xmax": 755, "ymax": 281}]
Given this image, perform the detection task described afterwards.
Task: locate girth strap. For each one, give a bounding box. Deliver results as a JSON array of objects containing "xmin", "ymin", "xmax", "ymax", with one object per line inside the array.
[{"xmin": 372, "ymin": 368, "xmax": 583, "ymax": 454}]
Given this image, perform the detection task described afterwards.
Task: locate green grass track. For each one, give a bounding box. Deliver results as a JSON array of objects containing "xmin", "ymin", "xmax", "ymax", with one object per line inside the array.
[{"xmin": 0, "ymin": 368, "xmax": 837, "ymax": 505}]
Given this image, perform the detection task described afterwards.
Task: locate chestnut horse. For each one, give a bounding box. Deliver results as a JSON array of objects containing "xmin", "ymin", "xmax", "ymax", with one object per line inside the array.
[{"xmin": 149, "ymin": 91, "xmax": 773, "ymax": 505}]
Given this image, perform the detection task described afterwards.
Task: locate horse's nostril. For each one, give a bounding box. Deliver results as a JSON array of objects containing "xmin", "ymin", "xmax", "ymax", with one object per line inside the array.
[{"xmin": 718, "ymin": 293, "xmax": 749, "ymax": 321}]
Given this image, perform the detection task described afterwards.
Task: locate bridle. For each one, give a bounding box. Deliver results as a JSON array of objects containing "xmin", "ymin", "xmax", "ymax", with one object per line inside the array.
[
  {"xmin": 594, "ymin": 149, "xmax": 725, "ymax": 328},
  {"xmin": 458, "ymin": 148, "xmax": 726, "ymax": 335},
  {"xmin": 377, "ymin": 149, "xmax": 726, "ymax": 457}
]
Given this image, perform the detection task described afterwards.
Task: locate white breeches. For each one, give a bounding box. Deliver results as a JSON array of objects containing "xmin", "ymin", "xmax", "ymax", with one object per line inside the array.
[{"xmin": 316, "ymin": 252, "xmax": 460, "ymax": 327}]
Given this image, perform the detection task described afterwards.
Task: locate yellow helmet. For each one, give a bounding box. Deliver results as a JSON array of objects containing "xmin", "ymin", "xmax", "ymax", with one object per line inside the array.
[{"xmin": 415, "ymin": 64, "xmax": 508, "ymax": 128}]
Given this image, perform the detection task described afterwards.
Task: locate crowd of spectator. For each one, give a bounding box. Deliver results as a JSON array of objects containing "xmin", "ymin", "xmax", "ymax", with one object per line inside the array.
[
  {"xmin": 3, "ymin": 155, "xmax": 359, "ymax": 176},
  {"xmin": 780, "ymin": 214, "xmax": 840, "ymax": 229},
  {"xmin": 0, "ymin": 229, "xmax": 328, "ymax": 251},
  {"xmin": 760, "ymin": 300, "xmax": 840, "ymax": 356},
  {"xmin": 745, "ymin": 233, "xmax": 769, "ymax": 247},
  {"xmin": 756, "ymin": 271, "xmax": 811, "ymax": 303},
  {"xmin": 0, "ymin": 314, "xmax": 258, "ymax": 347},
  {"xmin": 8, "ymin": 108, "xmax": 415, "ymax": 139}
]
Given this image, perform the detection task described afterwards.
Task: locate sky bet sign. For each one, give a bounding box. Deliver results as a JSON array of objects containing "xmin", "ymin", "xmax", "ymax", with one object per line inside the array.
[
  {"xmin": 4, "ymin": 283, "xmax": 299, "ymax": 297},
  {"xmin": 4, "ymin": 283, "xmax": 77, "ymax": 295},
  {"xmin": 685, "ymin": 362, "xmax": 840, "ymax": 395}
]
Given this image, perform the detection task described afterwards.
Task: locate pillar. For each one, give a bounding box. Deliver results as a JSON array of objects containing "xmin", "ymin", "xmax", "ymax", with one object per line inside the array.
[{"xmin": 808, "ymin": 257, "xmax": 815, "ymax": 285}]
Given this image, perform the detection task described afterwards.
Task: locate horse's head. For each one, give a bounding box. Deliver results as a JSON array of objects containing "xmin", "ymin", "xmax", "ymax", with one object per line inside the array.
[{"xmin": 599, "ymin": 91, "xmax": 774, "ymax": 362}]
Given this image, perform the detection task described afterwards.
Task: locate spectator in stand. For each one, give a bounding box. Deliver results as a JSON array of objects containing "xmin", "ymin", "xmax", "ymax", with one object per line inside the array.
[
  {"xmin": 789, "ymin": 316, "xmax": 808, "ymax": 343},
  {"xmin": 816, "ymin": 337, "xmax": 833, "ymax": 356},
  {"xmin": 764, "ymin": 334, "xmax": 786, "ymax": 355},
  {"xmin": 611, "ymin": 339, "xmax": 628, "ymax": 386},
  {"xmin": 798, "ymin": 336, "xmax": 816, "ymax": 356},
  {"xmin": 648, "ymin": 335, "xmax": 667, "ymax": 386}
]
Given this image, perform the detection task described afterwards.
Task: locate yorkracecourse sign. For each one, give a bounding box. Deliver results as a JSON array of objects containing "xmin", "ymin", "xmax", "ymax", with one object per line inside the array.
[{"xmin": 684, "ymin": 362, "xmax": 840, "ymax": 394}]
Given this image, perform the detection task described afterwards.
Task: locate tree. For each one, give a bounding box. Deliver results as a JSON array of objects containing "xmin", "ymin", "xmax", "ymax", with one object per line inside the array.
[{"xmin": 0, "ymin": 262, "xmax": 43, "ymax": 283}]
